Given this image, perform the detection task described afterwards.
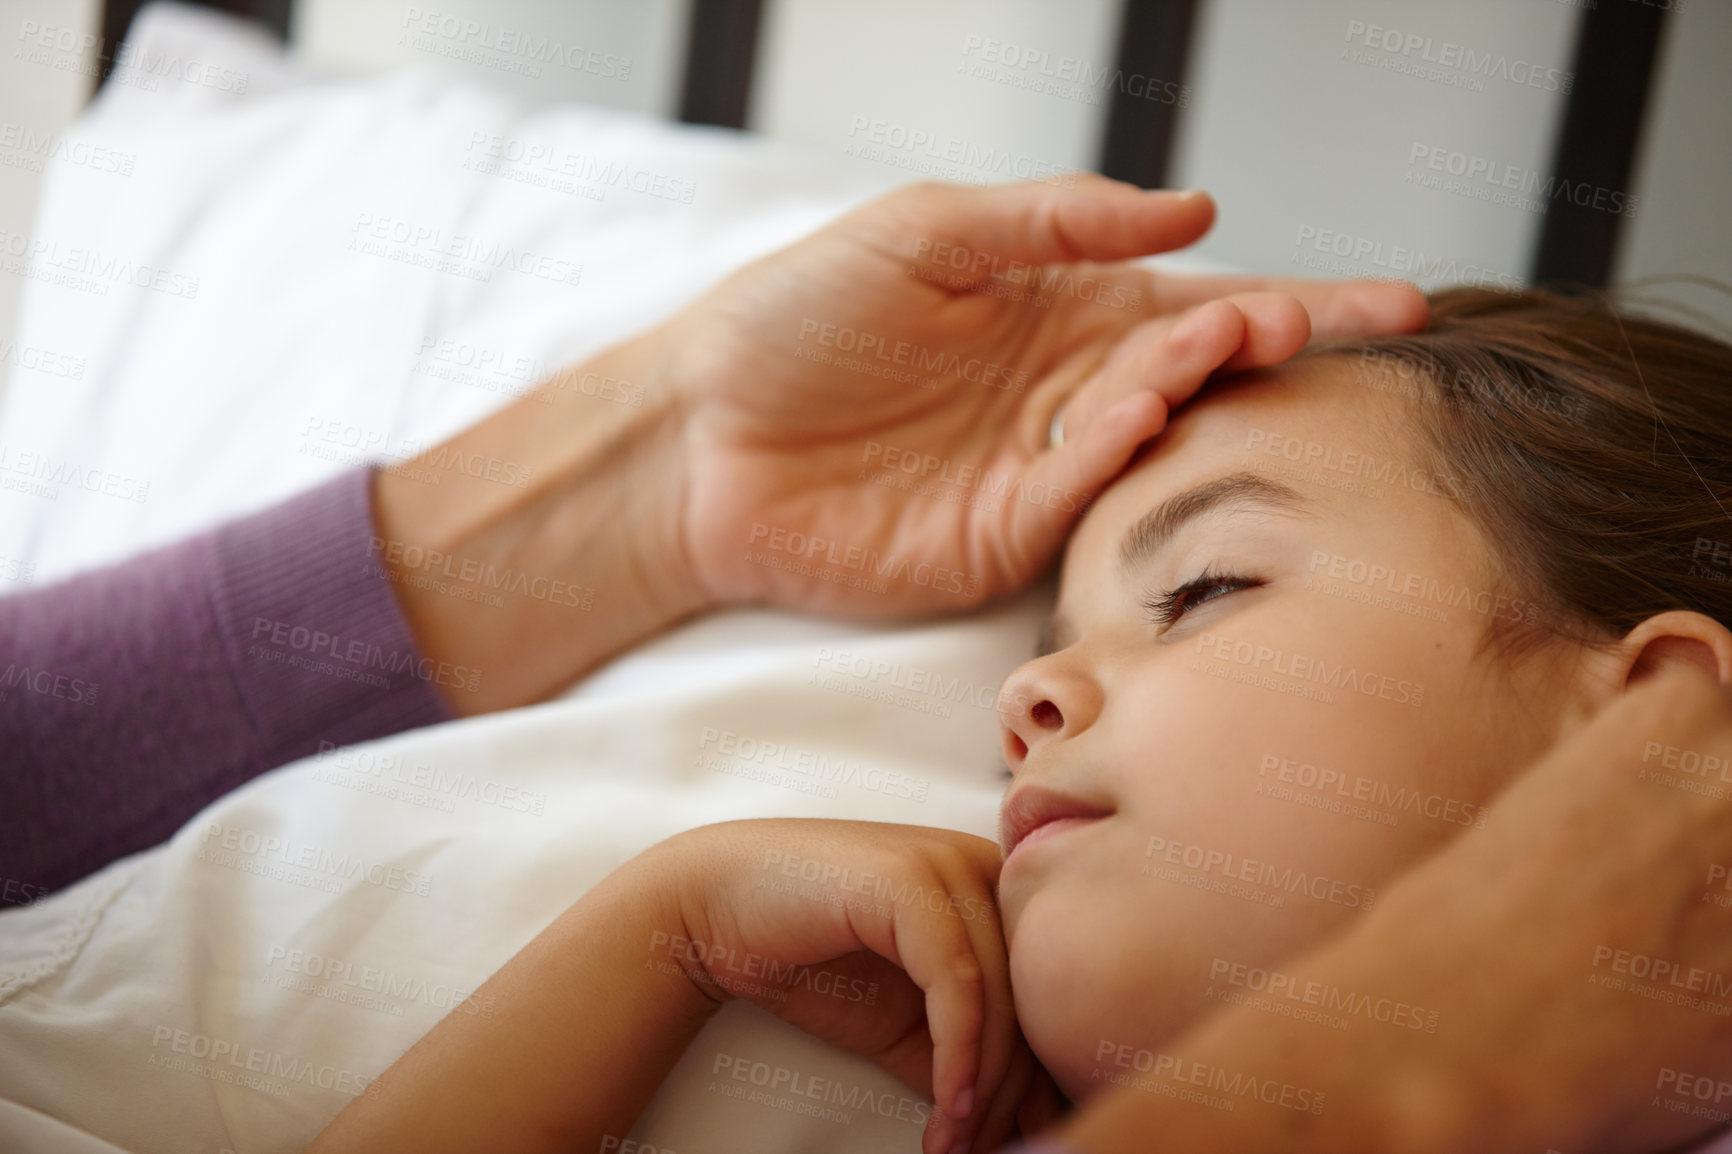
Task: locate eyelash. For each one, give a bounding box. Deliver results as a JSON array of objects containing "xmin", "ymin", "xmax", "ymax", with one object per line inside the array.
[{"xmin": 1142, "ymin": 567, "xmax": 1263, "ymax": 629}]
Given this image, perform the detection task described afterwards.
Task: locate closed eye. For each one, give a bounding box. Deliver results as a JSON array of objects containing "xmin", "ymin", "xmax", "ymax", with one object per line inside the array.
[{"xmin": 1142, "ymin": 567, "xmax": 1263, "ymax": 629}]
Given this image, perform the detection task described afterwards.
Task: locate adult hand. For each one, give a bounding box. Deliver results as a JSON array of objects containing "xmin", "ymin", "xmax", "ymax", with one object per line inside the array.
[
  {"xmin": 660, "ymin": 176, "xmax": 1428, "ymax": 618},
  {"xmin": 1053, "ymin": 664, "xmax": 1732, "ymax": 1154},
  {"xmin": 379, "ymin": 177, "xmax": 1427, "ymax": 711}
]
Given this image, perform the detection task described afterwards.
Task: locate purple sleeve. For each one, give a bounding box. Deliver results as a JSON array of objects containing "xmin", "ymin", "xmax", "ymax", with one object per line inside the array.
[{"xmin": 0, "ymin": 466, "xmax": 453, "ymax": 905}]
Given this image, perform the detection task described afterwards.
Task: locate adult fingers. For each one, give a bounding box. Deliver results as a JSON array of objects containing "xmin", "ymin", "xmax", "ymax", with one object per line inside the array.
[
  {"xmin": 1147, "ymin": 271, "xmax": 1428, "ymax": 339},
  {"xmin": 880, "ymin": 176, "xmax": 1216, "ymax": 272},
  {"xmin": 1068, "ymin": 291, "xmax": 1311, "ymax": 432},
  {"xmin": 982, "ymin": 298, "xmax": 1254, "ymax": 578}
]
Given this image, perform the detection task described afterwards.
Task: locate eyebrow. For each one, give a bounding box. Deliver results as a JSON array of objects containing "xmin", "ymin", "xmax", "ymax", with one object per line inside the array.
[
  {"xmin": 1118, "ymin": 471, "xmax": 1310, "ymax": 573},
  {"xmin": 1036, "ymin": 471, "xmax": 1311, "ymax": 657}
]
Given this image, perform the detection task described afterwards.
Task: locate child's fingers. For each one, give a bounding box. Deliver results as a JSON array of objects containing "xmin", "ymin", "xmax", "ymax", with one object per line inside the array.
[
  {"xmin": 884, "ymin": 866, "xmax": 1014, "ymax": 1154},
  {"xmin": 1016, "ymin": 1063, "xmax": 1067, "ymax": 1135},
  {"xmin": 970, "ymin": 1035, "xmax": 1041, "ymax": 1152},
  {"xmin": 893, "ymin": 897, "xmax": 985, "ymax": 1154},
  {"xmin": 701, "ymin": 824, "xmax": 1016, "ymax": 1154},
  {"xmin": 948, "ymin": 873, "xmax": 1021, "ymax": 1152}
]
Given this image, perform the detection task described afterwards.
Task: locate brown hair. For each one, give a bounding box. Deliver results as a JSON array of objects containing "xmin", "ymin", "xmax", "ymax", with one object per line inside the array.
[{"xmin": 1303, "ymin": 287, "xmax": 1732, "ymax": 657}]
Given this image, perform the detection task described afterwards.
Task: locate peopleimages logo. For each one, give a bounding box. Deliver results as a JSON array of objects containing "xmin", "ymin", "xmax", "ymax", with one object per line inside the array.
[
  {"xmin": 843, "ymin": 116, "xmax": 1077, "ymax": 187},
  {"xmin": 958, "ymin": 34, "xmax": 1190, "ymax": 108},
  {"xmin": 1093, "ymin": 1039, "xmax": 1325, "ymax": 1113},
  {"xmin": 149, "ymin": 1025, "xmax": 376, "ymax": 1098},
  {"xmin": 746, "ymin": 522, "xmax": 980, "ymax": 598},
  {"xmin": 198, "ymin": 822, "xmax": 434, "ymax": 897},
  {"xmin": 1191, "ymin": 629, "xmax": 1426, "ymax": 709},
  {"xmin": 1144, "ymin": 834, "xmax": 1376, "ymax": 910},
  {"xmin": 1289, "ymin": 225, "xmax": 1519, "ymax": 291},
  {"xmin": 263, "ymin": 944, "xmax": 495, "ymax": 1018},
  {"xmin": 710, "ymin": 1051, "xmax": 932, "ymax": 1126},
  {"xmin": 0, "ymin": 441, "xmax": 150, "ymax": 502},
  {"xmin": 0, "ymin": 338, "xmax": 85, "ymax": 379},
  {"xmin": 648, "ymin": 930, "xmax": 881, "ymax": 1005},
  {"xmin": 0, "ymin": 662, "xmax": 98, "ymax": 705},
  {"xmin": 1257, "ymin": 752, "xmax": 1487, "ymax": 830},
  {"xmin": 698, "ymin": 726, "xmax": 931, "ymax": 802},
  {"xmin": 348, "ymin": 212, "xmax": 582, "ymax": 288},
  {"xmin": 1406, "ymin": 143, "xmax": 1637, "ymax": 218},
  {"xmin": 1207, "ymin": 957, "xmax": 1440, "ymax": 1033},
  {"xmin": 399, "ymin": 8, "xmax": 632, "ymax": 80},
  {"xmin": 247, "ymin": 615, "xmax": 481, "ymax": 693},
  {"xmin": 1341, "ymin": 20, "xmax": 1572, "ymax": 93},
  {"xmin": 0, "ymin": 122, "xmax": 135, "ymax": 176},
  {"xmin": 0, "ymin": 228, "xmax": 201, "ymax": 298},
  {"xmin": 799, "ymin": 318, "xmax": 1027, "ymax": 392}
]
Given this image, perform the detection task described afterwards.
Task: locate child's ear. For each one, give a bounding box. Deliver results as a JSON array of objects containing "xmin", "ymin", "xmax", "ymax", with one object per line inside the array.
[
  {"xmin": 1551, "ymin": 611, "xmax": 1732, "ymax": 740},
  {"xmin": 1616, "ymin": 610, "xmax": 1732, "ymax": 687}
]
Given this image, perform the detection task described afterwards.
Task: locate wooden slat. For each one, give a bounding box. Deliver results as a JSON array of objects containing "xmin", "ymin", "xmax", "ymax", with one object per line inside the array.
[
  {"xmin": 1529, "ymin": 1, "xmax": 1671, "ymax": 289},
  {"xmin": 678, "ymin": 0, "xmax": 763, "ymax": 129},
  {"xmin": 1098, "ymin": 0, "xmax": 1199, "ymax": 190},
  {"xmin": 97, "ymin": 0, "xmax": 290, "ymax": 89}
]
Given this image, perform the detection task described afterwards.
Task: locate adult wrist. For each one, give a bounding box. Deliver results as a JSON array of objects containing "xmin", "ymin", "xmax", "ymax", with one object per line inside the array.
[{"xmin": 371, "ymin": 331, "xmax": 712, "ymax": 714}]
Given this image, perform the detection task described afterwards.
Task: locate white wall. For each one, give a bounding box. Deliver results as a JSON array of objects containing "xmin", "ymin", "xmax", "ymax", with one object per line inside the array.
[
  {"xmin": 1168, "ymin": 0, "xmax": 1578, "ymax": 288},
  {"xmin": 0, "ymin": 0, "xmax": 102, "ymax": 411},
  {"xmin": 3, "ymin": 0, "xmax": 1728, "ymax": 343},
  {"xmin": 294, "ymin": 0, "xmax": 692, "ymax": 116},
  {"xmin": 1613, "ymin": 0, "xmax": 1732, "ymax": 334},
  {"xmin": 749, "ymin": 0, "xmax": 1122, "ymax": 188}
]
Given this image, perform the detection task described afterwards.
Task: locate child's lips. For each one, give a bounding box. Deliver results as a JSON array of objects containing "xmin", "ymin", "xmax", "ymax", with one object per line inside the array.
[
  {"xmin": 1000, "ymin": 783, "xmax": 1116, "ymax": 863},
  {"xmin": 1004, "ymin": 814, "xmax": 1108, "ymax": 864}
]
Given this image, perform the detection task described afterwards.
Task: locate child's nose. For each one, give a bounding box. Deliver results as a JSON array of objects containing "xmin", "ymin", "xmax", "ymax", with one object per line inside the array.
[{"xmin": 999, "ymin": 689, "xmax": 1066, "ymax": 771}]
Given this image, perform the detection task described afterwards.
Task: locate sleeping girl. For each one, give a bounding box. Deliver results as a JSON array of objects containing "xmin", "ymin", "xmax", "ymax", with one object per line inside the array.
[{"xmin": 306, "ymin": 286, "xmax": 1732, "ymax": 1154}]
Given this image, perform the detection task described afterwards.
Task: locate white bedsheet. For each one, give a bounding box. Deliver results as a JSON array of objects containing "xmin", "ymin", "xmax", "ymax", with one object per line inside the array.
[{"xmin": 0, "ymin": 4, "xmax": 1053, "ymax": 1152}]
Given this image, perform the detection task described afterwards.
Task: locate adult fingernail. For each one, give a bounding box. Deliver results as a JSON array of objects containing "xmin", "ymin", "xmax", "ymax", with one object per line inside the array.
[
  {"xmin": 949, "ymin": 1144, "xmax": 971, "ymax": 1154},
  {"xmin": 952, "ymin": 1086, "xmax": 974, "ymax": 1118}
]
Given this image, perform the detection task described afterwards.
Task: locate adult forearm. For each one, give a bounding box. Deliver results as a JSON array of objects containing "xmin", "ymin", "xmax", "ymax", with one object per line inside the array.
[
  {"xmin": 372, "ymin": 331, "xmax": 710, "ymax": 714},
  {"xmin": 0, "ymin": 470, "xmax": 451, "ymax": 899}
]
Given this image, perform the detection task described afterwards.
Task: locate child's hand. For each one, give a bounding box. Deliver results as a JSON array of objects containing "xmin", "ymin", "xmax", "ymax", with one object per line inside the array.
[{"xmin": 641, "ymin": 818, "xmax": 1037, "ymax": 1154}]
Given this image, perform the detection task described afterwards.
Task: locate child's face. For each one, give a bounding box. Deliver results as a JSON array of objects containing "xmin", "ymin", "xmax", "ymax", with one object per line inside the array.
[{"xmin": 996, "ymin": 360, "xmax": 1576, "ymax": 1100}]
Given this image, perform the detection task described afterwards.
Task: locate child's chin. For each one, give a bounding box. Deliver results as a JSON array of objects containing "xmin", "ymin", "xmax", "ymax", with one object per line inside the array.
[
  {"xmin": 1009, "ymin": 907, "xmax": 1126, "ymax": 1098},
  {"xmin": 1011, "ymin": 907, "xmax": 1211, "ymax": 1106}
]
